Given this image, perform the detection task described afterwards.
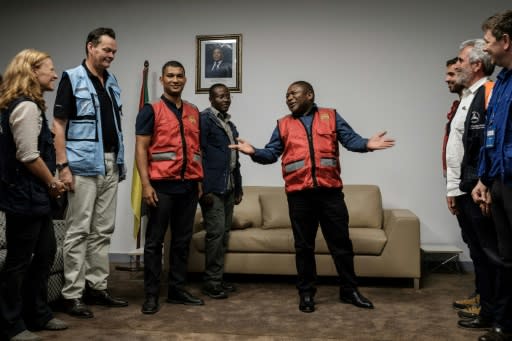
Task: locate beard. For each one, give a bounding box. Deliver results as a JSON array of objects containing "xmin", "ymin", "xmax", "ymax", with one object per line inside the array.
[{"xmin": 457, "ymin": 67, "xmax": 472, "ymax": 87}]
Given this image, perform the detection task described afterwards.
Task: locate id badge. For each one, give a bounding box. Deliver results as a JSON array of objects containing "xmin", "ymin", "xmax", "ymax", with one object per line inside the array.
[{"xmin": 486, "ymin": 129, "xmax": 495, "ymax": 148}]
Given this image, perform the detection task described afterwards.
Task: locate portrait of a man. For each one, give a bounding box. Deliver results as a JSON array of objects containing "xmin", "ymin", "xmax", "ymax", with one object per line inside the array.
[{"xmin": 205, "ymin": 44, "xmax": 233, "ymax": 78}]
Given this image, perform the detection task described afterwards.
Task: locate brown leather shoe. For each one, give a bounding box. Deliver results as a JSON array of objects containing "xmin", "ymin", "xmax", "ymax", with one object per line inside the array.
[{"xmin": 453, "ymin": 293, "xmax": 480, "ymax": 309}]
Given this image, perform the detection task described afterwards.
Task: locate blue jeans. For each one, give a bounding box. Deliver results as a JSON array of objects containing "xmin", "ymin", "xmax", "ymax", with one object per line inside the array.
[{"xmin": 490, "ymin": 180, "xmax": 512, "ymax": 331}]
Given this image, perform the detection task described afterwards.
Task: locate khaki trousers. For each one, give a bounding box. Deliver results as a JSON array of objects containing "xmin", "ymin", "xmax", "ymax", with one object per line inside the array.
[{"xmin": 62, "ymin": 153, "xmax": 119, "ymax": 299}]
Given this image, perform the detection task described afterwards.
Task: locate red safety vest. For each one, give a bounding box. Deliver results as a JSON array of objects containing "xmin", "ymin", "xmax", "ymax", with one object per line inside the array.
[
  {"xmin": 278, "ymin": 108, "xmax": 342, "ymax": 193},
  {"xmin": 147, "ymin": 100, "xmax": 203, "ymax": 181}
]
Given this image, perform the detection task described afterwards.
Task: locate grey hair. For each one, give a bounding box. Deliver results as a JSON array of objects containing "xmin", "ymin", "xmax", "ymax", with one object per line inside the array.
[{"xmin": 459, "ymin": 39, "xmax": 495, "ymax": 76}]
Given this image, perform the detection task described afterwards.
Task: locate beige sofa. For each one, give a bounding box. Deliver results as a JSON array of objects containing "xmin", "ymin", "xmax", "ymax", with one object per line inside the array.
[{"xmin": 187, "ymin": 185, "xmax": 421, "ymax": 289}]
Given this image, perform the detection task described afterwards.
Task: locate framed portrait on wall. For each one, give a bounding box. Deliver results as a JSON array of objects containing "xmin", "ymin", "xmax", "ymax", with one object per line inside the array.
[{"xmin": 196, "ymin": 34, "xmax": 242, "ymax": 93}]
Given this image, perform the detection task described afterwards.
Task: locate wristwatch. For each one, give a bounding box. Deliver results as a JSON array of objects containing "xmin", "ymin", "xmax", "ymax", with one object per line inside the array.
[{"xmin": 56, "ymin": 162, "xmax": 69, "ymax": 171}]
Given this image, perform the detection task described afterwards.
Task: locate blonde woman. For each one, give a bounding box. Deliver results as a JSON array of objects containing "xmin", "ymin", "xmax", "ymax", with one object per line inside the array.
[{"xmin": 0, "ymin": 49, "xmax": 68, "ymax": 341}]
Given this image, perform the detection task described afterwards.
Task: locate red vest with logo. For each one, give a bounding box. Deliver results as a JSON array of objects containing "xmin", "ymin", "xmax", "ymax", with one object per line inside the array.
[
  {"xmin": 148, "ymin": 100, "xmax": 203, "ymax": 181},
  {"xmin": 278, "ymin": 108, "xmax": 342, "ymax": 193}
]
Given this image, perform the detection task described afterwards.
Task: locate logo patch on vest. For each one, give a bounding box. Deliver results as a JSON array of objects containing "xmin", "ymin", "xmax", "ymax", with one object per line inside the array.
[
  {"xmin": 470, "ymin": 111, "xmax": 480, "ymax": 124},
  {"xmin": 188, "ymin": 116, "xmax": 197, "ymax": 124},
  {"xmin": 320, "ymin": 113, "xmax": 330, "ymax": 121}
]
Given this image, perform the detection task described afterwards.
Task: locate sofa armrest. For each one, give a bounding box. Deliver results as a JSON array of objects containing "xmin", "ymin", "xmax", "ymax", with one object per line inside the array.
[
  {"xmin": 383, "ymin": 209, "xmax": 420, "ymax": 250},
  {"xmin": 381, "ymin": 209, "xmax": 421, "ymax": 277}
]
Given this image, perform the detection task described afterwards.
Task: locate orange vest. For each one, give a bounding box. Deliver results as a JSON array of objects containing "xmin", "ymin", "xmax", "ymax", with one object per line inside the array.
[
  {"xmin": 147, "ymin": 100, "xmax": 203, "ymax": 181},
  {"xmin": 278, "ymin": 108, "xmax": 342, "ymax": 193}
]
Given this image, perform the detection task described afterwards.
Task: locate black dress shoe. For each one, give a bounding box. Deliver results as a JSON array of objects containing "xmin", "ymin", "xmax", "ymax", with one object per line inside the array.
[
  {"xmin": 458, "ymin": 316, "xmax": 492, "ymax": 329},
  {"xmin": 221, "ymin": 281, "xmax": 236, "ymax": 293},
  {"xmin": 339, "ymin": 288, "xmax": 374, "ymax": 309},
  {"xmin": 167, "ymin": 289, "xmax": 205, "ymax": 305},
  {"xmin": 64, "ymin": 298, "xmax": 94, "ymax": 319},
  {"xmin": 202, "ymin": 284, "xmax": 228, "ymax": 299},
  {"xmin": 479, "ymin": 327, "xmax": 512, "ymax": 341},
  {"xmin": 299, "ymin": 294, "xmax": 315, "ymax": 313},
  {"xmin": 84, "ymin": 289, "xmax": 128, "ymax": 307},
  {"xmin": 141, "ymin": 296, "xmax": 160, "ymax": 314}
]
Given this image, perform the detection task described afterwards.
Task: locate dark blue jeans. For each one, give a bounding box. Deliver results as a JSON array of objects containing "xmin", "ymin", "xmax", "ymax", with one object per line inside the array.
[
  {"xmin": 200, "ymin": 192, "xmax": 235, "ymax": 286},
  {"xmin": 455, "ymin": 194, "xmax": 497, "ymax": 321},
  {"xmin": 287, "ymin": 188, "xmax": 357, "ymax": 295},
  {"xmin": 0, "ymin": 213, "xmax": 56, "ymax": 339},
  {"xmin": 490, "ymin": 180, "xmax": 512, "ymax": 331},
  {"xmin": 143, "ymin": 190, "xmax": 198, "ymax": 297}
]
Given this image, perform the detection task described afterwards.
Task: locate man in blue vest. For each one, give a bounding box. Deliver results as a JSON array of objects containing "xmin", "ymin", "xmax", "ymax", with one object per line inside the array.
[
  {"xmin": 230, "ymin": 81, "xmax": 394, "ymax": 313},
  {"xmin": 472, "ymin": 10, "xmax": 512, "ymax": 341},
  {"xmin": 53, "ymin": 27, "xmax": 128, "ymax": 319}
]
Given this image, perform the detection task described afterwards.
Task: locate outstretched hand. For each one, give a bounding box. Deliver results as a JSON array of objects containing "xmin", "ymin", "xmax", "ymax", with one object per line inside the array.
[
  {"xmin": 367, "ymin": 131, "xmax": 395, "ymax": 151},
  {"xmin": 229, "ymin": 137, "xmax": 256, "ymax": 155}
]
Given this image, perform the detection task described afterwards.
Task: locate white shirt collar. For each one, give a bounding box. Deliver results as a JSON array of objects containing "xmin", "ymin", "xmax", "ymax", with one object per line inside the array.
[{"xmin": 462, "ymin": 77, "xmax": 489, "ymax": 97}]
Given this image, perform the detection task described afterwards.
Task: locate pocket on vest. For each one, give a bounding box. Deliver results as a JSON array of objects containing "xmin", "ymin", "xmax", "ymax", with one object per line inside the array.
[{"xmin": 67, "ymin": 120, "xmax": 97, "ymax": 141}]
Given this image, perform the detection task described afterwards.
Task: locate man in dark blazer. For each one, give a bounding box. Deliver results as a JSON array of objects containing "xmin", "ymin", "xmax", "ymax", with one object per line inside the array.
[{"xmin": 206, "ymin": 47, "xmax": 232, "ymax": 78}]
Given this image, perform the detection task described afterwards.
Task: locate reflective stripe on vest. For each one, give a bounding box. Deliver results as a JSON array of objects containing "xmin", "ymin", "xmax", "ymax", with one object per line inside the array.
[{"xmin": 148, "ymin": 100, "xmax": 203, "ymax": 181}]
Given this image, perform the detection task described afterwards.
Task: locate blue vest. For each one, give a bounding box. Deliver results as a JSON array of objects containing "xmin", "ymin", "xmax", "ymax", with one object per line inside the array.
[
  {"xmin": 65, "ymin": 65, "xmax": 125, "ymax": 178},
  {"xmin": 0, "ymin": 98, "xmax": 56, "ymax": 215}
]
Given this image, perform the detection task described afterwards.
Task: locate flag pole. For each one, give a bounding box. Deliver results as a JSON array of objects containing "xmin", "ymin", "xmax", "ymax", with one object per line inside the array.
[{"xmin": 116, "ymin": 60, "xmax": 149, "ymax": 272}]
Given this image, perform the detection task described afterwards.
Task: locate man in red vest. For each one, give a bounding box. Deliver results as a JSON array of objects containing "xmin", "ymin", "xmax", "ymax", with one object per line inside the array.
[
  {"xmin": 230, "ymin": 81, "xmax": 394, "ymax": 313},
  {"xmin": 135, "ymin": 61, "xmax": 204, "ymax": 314}
]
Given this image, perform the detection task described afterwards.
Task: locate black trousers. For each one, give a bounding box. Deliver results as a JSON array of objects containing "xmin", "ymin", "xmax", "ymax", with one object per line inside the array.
[
  {"xmin": 287, "ymin": 188, "xmax": 357, "ymax": 295},
  {"xmin": 490, "ymin": 180, "xmax": 512, "ymax": 331},
  {"xmin": 0, "ymin": 213, "xmax": 56, "ymax": 339},
  {"xmin": 143, "ymin": 190, "xmax": 198, "ymax": 297},
  {"xmin": 455, "ymin": 194, "xmax": 498, "ymax": 320}
]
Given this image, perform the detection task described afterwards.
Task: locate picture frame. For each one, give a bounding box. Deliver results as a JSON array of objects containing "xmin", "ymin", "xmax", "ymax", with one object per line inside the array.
[{"xmin": 196, "ymin": 34, "xmax": 242, "ymax": 93}]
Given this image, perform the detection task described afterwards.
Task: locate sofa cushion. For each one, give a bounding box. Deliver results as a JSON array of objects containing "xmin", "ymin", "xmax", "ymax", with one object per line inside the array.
[
  {"xmin": 192, "ymin": 226, "xmax": 387, "ymax": 255},
  {"xmin": 259, "ymin": 192, "xmax": 291, "ymax": 229},
  {"xmin": 344, "ymin": 185, "xmax": 383, "ymax": 229},
  {"xmin": 232, "ymin": 190, "xmax": 262, "ymax": 228},
  {"xmin": 192, "ymin": 227, "xmax": 295, "ymax": 253},
  {"xmin": 231, "ymin": 215, "xmax": 253, "ymax": 229},
  {"xmin": 315, "ymin": 228, "xmax": 387, "ymax": 255}
]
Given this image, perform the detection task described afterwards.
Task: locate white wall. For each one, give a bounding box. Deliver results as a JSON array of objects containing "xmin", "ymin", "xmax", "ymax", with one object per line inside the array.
[{"xmin": 1, "ymin": 0, "xmax": 509, "ymax": 261}]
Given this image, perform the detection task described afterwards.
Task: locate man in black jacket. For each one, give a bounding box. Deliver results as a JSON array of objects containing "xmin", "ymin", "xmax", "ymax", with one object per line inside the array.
[
  {"xmin": 444, "ymin": 38, "xmax": 498, "ymax": 330},
  {"xmin": 199, "ymin": 83, "xmax": 242, "ymax": 299}
]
